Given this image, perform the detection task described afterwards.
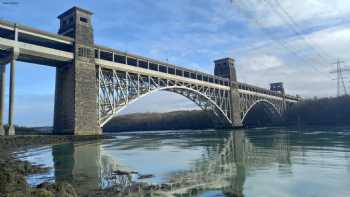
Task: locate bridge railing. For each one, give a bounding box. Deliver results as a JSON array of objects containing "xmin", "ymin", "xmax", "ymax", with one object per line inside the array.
[
  {"xmin": 238, "ymin": 82, "xmax": 299, "ymax": 102},
  {"xmin": 95, "ymin": 45, "xmax": 231, "ymax": 86},
  {"xmin": 95, "ymin": 45, "xmax": 300, "ymax": 102}
]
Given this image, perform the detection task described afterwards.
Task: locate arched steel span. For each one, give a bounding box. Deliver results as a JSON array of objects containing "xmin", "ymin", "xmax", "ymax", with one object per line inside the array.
[
  {"xmin": 97, "ymin": 67, "xmax": 292, "ymax": 129},
  {"xmin": 98, "ymin": 68, "xmax": 233, "ymax": 127},
  {"xmin": 100, "ymin": 86, "xmax": 233, "ymax": 127},
  {"xmin": 241, "ymin": 99, "xmax": 282, "ymax": 123}
]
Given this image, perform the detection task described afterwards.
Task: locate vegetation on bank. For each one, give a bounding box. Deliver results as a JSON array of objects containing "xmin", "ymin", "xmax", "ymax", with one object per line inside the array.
[
  {"xmin": 284, "ymin": 95, "xmax": 350, "ymax": 126},
  {"xmin": 103, "ymin": 110, "xmax": 217, "ymax": 132},
  {"xmin": 3, "ymin": 96, "xmax": 348, "ymax": 133},
  {"xmin": 104, "ymin": 96, "xmax": 350, "ymax": 132}
]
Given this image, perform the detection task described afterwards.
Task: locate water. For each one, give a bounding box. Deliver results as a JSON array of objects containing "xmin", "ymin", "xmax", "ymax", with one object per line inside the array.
[{"xmin": 15, "ymin": 127, "xmax": 350, "ymax": 196}]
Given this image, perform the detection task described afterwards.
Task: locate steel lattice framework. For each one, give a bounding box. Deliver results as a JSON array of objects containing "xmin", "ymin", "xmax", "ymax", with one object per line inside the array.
[
  {"xmin": 96, "ymin": 64, "xmax": 296, "ymax": 128},
  {"xmin": 97, "ymin": 67, "xmax": 232, "ymax": 127},
  {"xmin": 239, "ymin": 93, "xmax": 285, "ymax": 122}
]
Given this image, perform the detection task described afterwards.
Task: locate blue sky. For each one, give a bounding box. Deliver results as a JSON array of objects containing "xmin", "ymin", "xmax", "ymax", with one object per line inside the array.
[{"xmin": 1, "ymin": 0, "xmax": 350, "ymax": 126}]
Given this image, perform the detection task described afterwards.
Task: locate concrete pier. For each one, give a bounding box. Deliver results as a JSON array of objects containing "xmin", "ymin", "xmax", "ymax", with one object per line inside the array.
[
  {"xmin": 214, "ymin": 58, "xmax": 243, "ymax": 127},
  {"xmin": 54, "ymin": 7, "xmax": 100, "ymax": 135},
  {"xmin": 7, "ymin": 58, "xmax": 15, "ymax": 135},
  {"xmin": 0, "ymin": 64, "xmax": 5, "ymax": 135}
]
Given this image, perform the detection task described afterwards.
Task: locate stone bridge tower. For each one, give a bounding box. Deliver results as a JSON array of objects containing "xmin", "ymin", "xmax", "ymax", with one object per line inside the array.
[
  {"xmin": 54, "ymin": 7, "xmax": 100, "ymax": 135},
  {"xmin": 214, "ymin": 58, "xmax": 242, "ymax": 127}
]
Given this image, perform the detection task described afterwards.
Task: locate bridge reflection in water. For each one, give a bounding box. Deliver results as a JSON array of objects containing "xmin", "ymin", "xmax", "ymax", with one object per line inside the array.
[
  {"xmin": 53, "ymin": 141, "xmax": 127, "ymax": 193},
  {"xmin": 49, "ymin": 130, "xmax": 295, "ymax": 196}
]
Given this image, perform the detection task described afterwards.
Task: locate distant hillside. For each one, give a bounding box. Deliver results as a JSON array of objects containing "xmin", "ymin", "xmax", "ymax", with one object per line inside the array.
[
  {"xmin": 1, "ymin": 125, "xmax": 52, "ymax": 134},
  {"xmin": 103, "ymin": 110, "xmax": 218, "ymax": 132},
  {"xmin": 284, "ymin": 95, "xmax": 350, "ymax": 126}
]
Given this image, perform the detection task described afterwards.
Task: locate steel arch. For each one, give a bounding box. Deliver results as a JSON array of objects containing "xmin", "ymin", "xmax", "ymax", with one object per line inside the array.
[
  {"xmin": 241, "ymin": 99, "xmax": 282, "ymax": 123},
  {"xmin": 97, "ymin": 67, "xmax": 233, "ymax": 127},
  {"xmin": 97, "ymin": 66, "xmax": 294, "ymax": 129},
  {"xmin": 100, "ymin": 86, "xmax": 232, "ymax": 127}
]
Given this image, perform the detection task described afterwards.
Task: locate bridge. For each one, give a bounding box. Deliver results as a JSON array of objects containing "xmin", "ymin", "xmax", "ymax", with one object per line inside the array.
[{"xmin": 0, "ymin": 7, "xmax": 300, "ymax": 135}]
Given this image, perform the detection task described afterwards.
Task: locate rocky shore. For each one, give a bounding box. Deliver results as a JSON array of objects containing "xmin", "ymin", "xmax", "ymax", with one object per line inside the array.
[
  {"xmin": 0, "ymin": 134, "xmax": 213, "ymax": 196},
  {"xmin": 0, "ymin": 157, "xmax": 77, "ymax": 197},
  {"xmin": 0, "ymin": 134, "xmax": 106, "ymax": 197}
]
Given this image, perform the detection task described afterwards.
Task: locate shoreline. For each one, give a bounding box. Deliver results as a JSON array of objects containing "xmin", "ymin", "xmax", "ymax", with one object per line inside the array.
[
  {"xmin": 0, "ymin": 134, "xmax": 109, "ymax": 197},
  {"xmin": 0, "ymin": 133, "xmax": 205, "ymax": 196},
  {"xmin": 0, "ymin": 134, "xmax": 108, "ymax": 152}
]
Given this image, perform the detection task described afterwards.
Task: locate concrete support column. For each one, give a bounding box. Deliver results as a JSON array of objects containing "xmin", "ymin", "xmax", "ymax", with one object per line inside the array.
[
  {"xmin": 7, "ymin": 58, "xmax": 15, "ymax": 135},
  {"xmin": 214, "ymin": 57, "xmax": 242, "ymax": 128},
  {"xmin": 230, "ymin": 82, "xmax": 243, "ymax": 128},
  {"xmin": 0, "ymin": 64, "xmax": 6, "ymax": 135},
  {"xmin": 56, "ymin": 7, "xmax": 101, "ymax": 135}
]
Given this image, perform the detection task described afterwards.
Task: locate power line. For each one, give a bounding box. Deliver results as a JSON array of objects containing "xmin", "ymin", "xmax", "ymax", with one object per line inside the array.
[
  {"xmin": 264, "ymin": 0, "xmax": 334, "ymax": 63},
  {"xmin": 229, "ymin": 0, "xmax": 329, "ymax": 74},
  {"xmin": 272, "ymin": 0, "xmax": 334, "ymax": 60},
  {"xmin": 259, "ymin": 0, "xmax": 333, "ymax": 68}
]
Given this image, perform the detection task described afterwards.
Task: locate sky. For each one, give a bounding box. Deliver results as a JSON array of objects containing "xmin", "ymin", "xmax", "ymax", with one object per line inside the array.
[{"xmin": 0, "ymin": 0, "xmax": 349, "ymax": 126}]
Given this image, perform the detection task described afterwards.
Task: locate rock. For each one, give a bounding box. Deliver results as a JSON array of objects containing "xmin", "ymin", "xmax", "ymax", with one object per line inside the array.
[
  {"xmin": 143, "ymin": 184, "xmax": 160, "ymax": 191},
  {"xmin": 130, "ymin": 184, "xmax": 141, "ymax": 193},
  {"xmin": 0, "ymin": 135, "xmax": 107, "ymax": 196},
  {"xmin": 0, "ymin": 165, "xmax": 29, "ymax": 194},
  {"xmin": 113, "ymin": 170, "xmax": 130, "ymax": 176},
  {"xmin": 31, "ymin": 188, "xmax": 55, "ymax": 197},
  {"xmin": 47, "ymin": 182, "xmax": 78, "ymax": 197},
  {"xmin": 137, "ymin": 174, "xmax": 154, "ymax": 179},
  {"xmin": 160, "ymin": 183, "xmax": 171, "ymax": 190},
  {"xmin": 37, "ymin": 182, "xmax": 49, "ymax": 189}
]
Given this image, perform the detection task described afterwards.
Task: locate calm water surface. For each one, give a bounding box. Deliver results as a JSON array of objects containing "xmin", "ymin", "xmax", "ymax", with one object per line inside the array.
[{"xmin": 15, "ymin": 127, "xmax": 350, "ymax": 196}]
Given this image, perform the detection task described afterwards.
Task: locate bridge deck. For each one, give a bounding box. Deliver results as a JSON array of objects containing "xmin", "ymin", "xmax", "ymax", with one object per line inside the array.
[
  {"xmin": 95, "ymin": 45, "xmax": 299, "ymax": 102},
  {"xmin": 0, "ymin": 19, "xmax": 74, "ymax": 65}
]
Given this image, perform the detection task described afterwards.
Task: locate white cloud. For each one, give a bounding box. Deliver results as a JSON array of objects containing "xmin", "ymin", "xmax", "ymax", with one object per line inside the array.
[
  {"xmin": 232, "ymin": 0, "xmax": 350, "ymax": 28},
  {"xmin": 238, "ymin": 54, "xmax": 285, "ymax": 71},
  {"xmin": 221, "ymin": 0, "xmax": 350, "ymax": 98}
]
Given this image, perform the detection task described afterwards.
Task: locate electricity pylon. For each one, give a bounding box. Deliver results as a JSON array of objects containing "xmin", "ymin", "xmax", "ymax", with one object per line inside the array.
[{"xmin": 330, "ymin": 60, "xmax": 349, "ymax": 97}]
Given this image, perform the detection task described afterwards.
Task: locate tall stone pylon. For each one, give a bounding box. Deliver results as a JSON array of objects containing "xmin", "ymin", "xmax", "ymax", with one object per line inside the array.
[
  {"xmin": 214, "ymin": 58, "xmax": 243, "ymax": 127},
  {"xmin": 54, "ymin": 7, "xmax": 101, "ymax": 135}
]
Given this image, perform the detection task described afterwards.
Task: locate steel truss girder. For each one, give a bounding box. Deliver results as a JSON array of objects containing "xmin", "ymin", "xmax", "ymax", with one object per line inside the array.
[
  {"xmin": 97, "ymin": 67, "xmax": 232, "ymax": 127},
  {"xmin": 239, "ymin": 92, "xmax": 285, "ymax": 122},
  {"xmin": 97, "ymin": 66, "xmax": 289, "ymax": 127}
]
